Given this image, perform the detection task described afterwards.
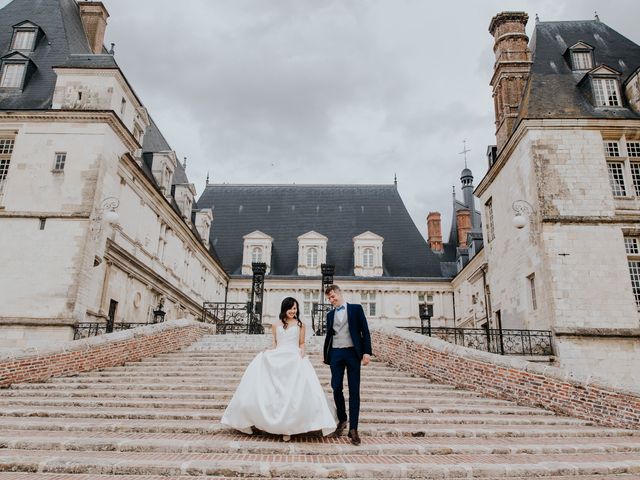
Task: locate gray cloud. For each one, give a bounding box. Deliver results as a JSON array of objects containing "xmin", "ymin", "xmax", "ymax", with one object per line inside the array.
[{"xmin": 3, "ymin": 0, "xmax": 638, "ymax": 238}]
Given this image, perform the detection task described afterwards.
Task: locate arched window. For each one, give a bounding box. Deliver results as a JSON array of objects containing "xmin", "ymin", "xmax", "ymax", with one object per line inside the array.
[
  {"xmin": 306, "ymin": 247, "xmax": 318, "ymax": 267},
  {"xmin": 363, "ymin": 248, "xmax": 374, "ymax": 268},
  {"xmin": 251, "ymin": 246, "xmax": 263, "ymax": 263}
]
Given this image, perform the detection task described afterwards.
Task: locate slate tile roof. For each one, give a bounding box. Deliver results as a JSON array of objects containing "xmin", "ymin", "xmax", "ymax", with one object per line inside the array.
[
  {"xmin": 518, "ymin": 20, "xmax": 640, "ymax": 122},
  {"xmin": 197, "ymin": 184, "xmax": 456, "ymax": 278}
]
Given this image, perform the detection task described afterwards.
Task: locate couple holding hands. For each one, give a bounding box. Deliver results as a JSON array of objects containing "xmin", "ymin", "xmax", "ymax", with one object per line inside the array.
[{"xmin": 221, "ymin": 284, "xmax": 373, "ymax": 445}]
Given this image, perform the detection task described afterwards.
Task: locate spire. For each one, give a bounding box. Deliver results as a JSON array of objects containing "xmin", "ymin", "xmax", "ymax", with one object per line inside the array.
[
  {"xmin": 594, "ymin": 11, "xmax": 600, "ymax": 22},
  {"xmin": 108, "ymin": 42, "xmax": 115, "ymax": 55},
  {"xmin": 459, "ymin": 139, "xmax": 471, "ymax": 168},
  {"xmin": 535, "ymin": 13, "xmax": 539, "ymax": 23},
  {"xmin": 182, "ymin": 157, "xmax": 187, "ymax": 170},
  {"xmin": 394, "ymin": 173, "xmax": 398, "ymax": 187},
  {"xmin": 206, "ymin": 171, "xmax": 210, "ymax": 186}
]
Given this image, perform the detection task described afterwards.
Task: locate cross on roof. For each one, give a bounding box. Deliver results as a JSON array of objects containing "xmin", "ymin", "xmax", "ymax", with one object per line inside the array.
[{"xmin": 459, "ymin": 140, "xmax": 471, "ymax": 168}]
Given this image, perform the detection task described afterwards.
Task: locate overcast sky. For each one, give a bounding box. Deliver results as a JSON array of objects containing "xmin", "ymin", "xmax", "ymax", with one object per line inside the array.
[{"xmin": 9, "ymin": 0, "xmax": 640, "ymax": 238}]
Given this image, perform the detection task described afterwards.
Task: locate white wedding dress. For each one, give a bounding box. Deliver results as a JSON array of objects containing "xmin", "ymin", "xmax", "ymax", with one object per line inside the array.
[{"xmin": 220, "ymin": 324, "xmax": 337, "ymax": 436}]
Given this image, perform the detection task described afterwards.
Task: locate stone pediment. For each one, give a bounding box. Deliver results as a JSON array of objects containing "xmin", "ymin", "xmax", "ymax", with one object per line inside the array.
[
  {"xmin": 588, "ymin": 64, "xmax": 621, "ymax": 77},
  {"xmin": 243, "ymin": 230, "xmax": 273, "ymax": 241},
  {"xmin": 568, "ymin": 41, "xmax": 594, "ymax": 51},
  {"xmin": 297, "ymin": 230, "xmax": 327, "ymax": 241},
  {"xmin": 353, "ymin": 231, "xmax": 384, "ymax": 242}
]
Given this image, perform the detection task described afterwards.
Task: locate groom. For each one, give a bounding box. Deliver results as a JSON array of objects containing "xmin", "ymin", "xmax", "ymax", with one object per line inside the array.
[{"xmin": 323, "ymin": 284, "xmax": 372, "ymax": 446}]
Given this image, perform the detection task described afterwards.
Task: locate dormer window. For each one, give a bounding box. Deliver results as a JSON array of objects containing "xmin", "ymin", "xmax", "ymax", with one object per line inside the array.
[
  {"xmin": 353, "ymin": 231, "xmax": 384, "ymax": 277},
  {"xmin": 12, "ymin": 30, "xmax": 36, "ymax": 51},
  {"xmin": 242, "ymin": 230, "xmax": 273, "ymax": 275},
  {"xmin": 0, "ymin": 62, "xmax": 25, "ymax": 88},
  {"xmin": 593, "ymin": 77, "xmax": 621, "ymax": 106},
  {"xmin": 306, "ymin": 247, "xmax": 318, "ymax": 268},
  {"xmin": 582, "ymin": 65, "xmax": 623, "ymax": 108},
  {"xmin": 10, "ymin": 22, "xmax": 40, "ymax": 52},
  {"xmin": 568, "ymin": 42, "xmax": 594, "ymax": 71},
  {"xmin": 252, "ymin": 246, "xmax": 263, "ymax": 263},
  {"xmin": 362, "ymin": 248, "xmax": 374, "ymax": 268}
]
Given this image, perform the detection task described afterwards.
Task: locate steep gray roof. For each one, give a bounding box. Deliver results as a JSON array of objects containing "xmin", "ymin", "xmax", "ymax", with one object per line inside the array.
[
  {"xmin": 197, "ymin": 184, "xmax": 456, "ymax": 278},
  {"xmin": 0, "ymin": 0, "xmax": 92, "ymax": 109},
  {"xmin": 519, "ymin": 20, "xmax": 640, "ymax": 121}
]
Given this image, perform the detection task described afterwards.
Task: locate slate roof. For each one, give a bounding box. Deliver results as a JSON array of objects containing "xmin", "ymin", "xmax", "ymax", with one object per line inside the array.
[
  {"xmin": 0, "ymin": 0, "xmax": 92, "ymax": 109},
  {"xmin": 518, "ymin": 20, "xmax": 640, "ymax": 122},
  {"xmin": 197, "ymin": 184, "xmax": 456, "ymax": 278}
]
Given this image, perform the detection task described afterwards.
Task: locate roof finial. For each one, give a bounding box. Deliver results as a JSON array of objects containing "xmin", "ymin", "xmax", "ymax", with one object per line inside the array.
[
  {"xmin": 206, "ymin": 171, "xmax": 210, "ymax": 186},
  {"xmin": 108, "ymin": 43, "xmax": 115, "ymax": 55},
  {"xmin": 535, "ymin": 13, "xmax": 539, "ymax": 23},
  {"xmin": 394, "ymin": 173, "xmax": 397, "ymax": 187},
  {"xmin": 452, "ymin": 185, "xmax": 456, "ymax": 200},
  {"xmin": 183, "ymin": 157, "xmax": 187, "ymax": 170},
  {"xmin": 459, "ymin": 139, "xmax": 471, "ymax": 168},
  {"xmin": 594, "ymin": 11, "xmax": 600, "ymax": 22}
]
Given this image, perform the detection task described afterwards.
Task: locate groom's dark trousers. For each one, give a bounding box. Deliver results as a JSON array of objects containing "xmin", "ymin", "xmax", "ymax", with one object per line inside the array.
[{"xmin": 329, "ymin": 347, "xmax": 361, "ymax": 430}]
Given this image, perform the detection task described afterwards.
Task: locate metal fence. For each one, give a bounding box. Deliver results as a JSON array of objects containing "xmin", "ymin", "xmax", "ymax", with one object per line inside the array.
[
  {"xmin": 201, "ymin": 301, "xmax": 264, "ymax": 334},
  {"xmin": 400, "ymin": 326, "xmax": 554, "ymax": 356},
  {"xmin": 73, "ymin": 322, "xmax": 151, "ymax": 340}
]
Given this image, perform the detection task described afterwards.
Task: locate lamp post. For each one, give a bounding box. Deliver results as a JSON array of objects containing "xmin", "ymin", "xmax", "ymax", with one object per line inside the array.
[
  {"xmin": 419, "ymin": 303, "xmax": 432, "ymax": 336},
  {"xmin": 153, "ymin": 299, "xmax": 166, "ymax": 324},
  {"xmin": 317, "ymin": 264, "xmax": 335, "ymax": 334}
]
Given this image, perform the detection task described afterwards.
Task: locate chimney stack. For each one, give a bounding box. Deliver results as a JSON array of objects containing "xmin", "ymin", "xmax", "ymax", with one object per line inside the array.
[
  {"xmin": 456, "ymin": 209, "xmax": 472, "ymax": 248},
  {"xmin": 488, "ymin": 12, "xmax": 532, "ymax": 152},
  {"xmin": 79, "ymin": 2, "xmax": 110, "ymax": 54},
  {"xmin": 427, "ymin": 212, "xmax": 443, "ymax": 252}
]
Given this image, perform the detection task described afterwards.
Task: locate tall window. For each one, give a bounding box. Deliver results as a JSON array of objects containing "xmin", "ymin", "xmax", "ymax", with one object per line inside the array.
[
  {"xmin": 628, "ymin": 142, "xmax": 640, "ymax": 196},
  {"xmin": 625, "ymin": 236, "xmax": 640, "ymax": 309},
  {"xmin": 0, "ymin": 63, "xmax": 25, "ymax": 88},
  {"xmin": 527, "ymin": 273, "xmax": 537, "ymax": 310},
  {"xmin": 0, "ymin": 138, "xmax": 15, "ymax": 202},
  {"xmin": 362, "ymin": 248, "xmax": 374, "ymax": 268},
  {"xmin": 12, "ymin": 30, "xmax": 36, "ymax": 51},
  {"xmin": 604, "ymin": 142, "xmax": 626, "ymax": 196},
  {"xmin": 418, "ymin": 292, "xmax": 434, "ymax": 316},
  {"xmin": 571, "ymin": 51, "xmax": 593, "ymax": 70},
  {"xmin": 306, "ymin": 247, "xmax": 318, "ymax": 268},
  {"xmin": 53, "ymin": 152, "xmax": 66, "ymax": 172},
  {"xmin": 251, "ymin": 246, "xmax": 263, "ymax": 263},
  {"xmin": 593, "ymin": 78, "xmax": 621, "ymax": 107},
  {"xmin": 361, "ymin": 291, "xmax": 376, "ymax": 316},
  {"xmin": 157, "ymin": 223, "xmax": 169, "ymax": 262},
  {"xmin": 485, "ymin": 198, "xmax": 495, "ymax": 242},
  {"xmin": 303, "ymin": 290, "xmax": 320, "ymax": 316}
]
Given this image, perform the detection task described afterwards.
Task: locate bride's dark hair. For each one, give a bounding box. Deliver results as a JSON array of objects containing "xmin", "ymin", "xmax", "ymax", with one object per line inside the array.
[{"xmin": 279, "ymin": 297, "xmax": 302, "ymax": 329}]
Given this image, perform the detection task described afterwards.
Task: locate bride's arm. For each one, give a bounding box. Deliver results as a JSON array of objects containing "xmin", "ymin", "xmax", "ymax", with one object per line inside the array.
[
  {"xmin": 269, "ymin": 323, "xmax": 277, "ymax": 349},
  {"xmin": 298, "ymin": 323, "xmax": 306, "ymax": 358}
]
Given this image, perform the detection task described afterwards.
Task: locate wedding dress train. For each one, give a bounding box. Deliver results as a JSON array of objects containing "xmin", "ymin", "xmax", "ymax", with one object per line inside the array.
[{"xmin": 220, "ymin": 324, "xmax": 337, "ymax": 436}]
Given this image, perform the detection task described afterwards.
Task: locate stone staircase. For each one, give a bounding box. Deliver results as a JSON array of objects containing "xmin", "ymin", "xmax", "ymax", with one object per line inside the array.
[{"xmin": 0, "ymin": 333, "xmax": 639, "ymax": 479}]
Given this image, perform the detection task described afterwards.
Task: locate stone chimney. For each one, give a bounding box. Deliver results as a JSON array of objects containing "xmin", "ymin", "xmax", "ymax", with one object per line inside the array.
[
  {"xmin": 79, "ymin": 2, "xmax": 110, "ymax": 54},
  {"xmin": 488, "ymin": 12, "xmax": 532, "ymax": 152},
  {"xmin": 427, "ymin": 212, "xmax": 443, "ymax": 252},
  {"xmin": 456, "ymin": 209, "xmax": 472, "ymax": 248}
]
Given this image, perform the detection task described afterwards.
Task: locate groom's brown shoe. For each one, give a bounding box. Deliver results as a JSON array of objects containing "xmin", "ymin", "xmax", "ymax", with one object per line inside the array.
[
  {"xmin": 348, "ymin": 429, "xmax": 361, "ymax": 446},
  {"xmin": 329, "ymin": 420, "xmax": 347, "ymax": 438}
]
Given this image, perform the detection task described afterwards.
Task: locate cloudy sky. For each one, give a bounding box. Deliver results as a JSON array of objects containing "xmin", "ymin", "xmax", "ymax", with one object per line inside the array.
[{"xmin": 12, "ymin": 0, "xmax": 640, "ymax": 238}]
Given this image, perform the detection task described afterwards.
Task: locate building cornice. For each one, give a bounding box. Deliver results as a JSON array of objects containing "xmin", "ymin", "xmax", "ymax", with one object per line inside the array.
[
  {"xmin": 475, "ymin": 118, "xmax": 640, "ymax": 197},
  {"xmin": 0, "ymin": 110, "xmax": 140, "ymax": 152}
]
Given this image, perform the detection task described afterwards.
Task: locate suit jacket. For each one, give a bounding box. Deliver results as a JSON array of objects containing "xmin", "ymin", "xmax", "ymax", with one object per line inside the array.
[{"xmin": 323, "ymin": 303, "xmax": 373, "ymax": 365}]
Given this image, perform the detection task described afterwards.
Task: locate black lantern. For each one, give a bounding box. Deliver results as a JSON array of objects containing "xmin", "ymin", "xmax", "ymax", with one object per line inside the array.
[
  {"xmin": 321, "ymin": 263, "xmax": 335, "ymax": 291},
  {"xmin": 153, "ymin": 300, "xmax": 166, "ymax": 324},
  {"xmin": 419, "ymin": 303, "xmax": 433, "ymax": 336}
]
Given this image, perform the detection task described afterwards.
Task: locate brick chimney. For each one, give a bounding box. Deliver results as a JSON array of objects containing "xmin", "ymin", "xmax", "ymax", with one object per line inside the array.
[
  {"xmin": 427, "ymin": 212, "xmax": 443, "ymax": 252},
  {"xmin": 79, "ymin": 2, "xmax": 110, "ymax": 54},
  {"xmin": 488, "ymin": 12, "xmax": 532, "ymax": 152},
  {"xmin": 456, "ymin": 209, "xmax": 472, "ymax": 248}
]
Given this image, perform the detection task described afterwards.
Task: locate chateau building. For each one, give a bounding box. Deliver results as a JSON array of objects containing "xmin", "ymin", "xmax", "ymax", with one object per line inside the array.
[
  {"xmin": 0, "ymin": 0, "xmax": 227, "ymax": 347},
  {"xmin": 474, "ymin": 12, "xmax": 640, "ymax": 387}
]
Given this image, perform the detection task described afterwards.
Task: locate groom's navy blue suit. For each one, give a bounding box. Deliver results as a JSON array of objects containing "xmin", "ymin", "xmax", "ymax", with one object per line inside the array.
[{"xmin": 323, "ymin": 303, "xmax": 372, "ymax": 431}]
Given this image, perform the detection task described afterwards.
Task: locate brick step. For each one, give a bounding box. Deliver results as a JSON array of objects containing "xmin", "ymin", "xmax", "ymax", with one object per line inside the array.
[
  {"xmin": 4, "ymin": 431, "xmax": 640, "ymax": 456},
  {"xmin": 0, "ymin": 397, "xmax": 551, "ymax": 416},
  {"xmin": 0, "ymin": 405, "xmax": 584, "ymax": 425},
  {"xmin": 0, "ymin": 417, "xmax": 631, "ymax": 437},
  {"xmin": 0, "ymin": 475, "xmax": 637, "ymax": 480},
  {"xmin": 95, "ymin": 365, "xmax": 402, "ymax": 374},
  {"xmin": 1, "ymin": 449, "xmax": 639, "ymax": 478}
]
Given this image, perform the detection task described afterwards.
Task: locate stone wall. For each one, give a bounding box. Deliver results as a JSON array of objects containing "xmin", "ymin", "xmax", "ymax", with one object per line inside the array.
[
  {"xmin": 0, "ymin": 319, "xmax": 213, "ymax": 388},
  {"xmin": 372, "ymin": 326, "xmax": 640, "ymax": 430}
]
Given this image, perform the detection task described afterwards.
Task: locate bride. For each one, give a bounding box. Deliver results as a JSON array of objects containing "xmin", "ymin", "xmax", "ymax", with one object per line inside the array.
[{"xmin": 220, "ymin": 297, "xmax": 337, "ymax": 440}]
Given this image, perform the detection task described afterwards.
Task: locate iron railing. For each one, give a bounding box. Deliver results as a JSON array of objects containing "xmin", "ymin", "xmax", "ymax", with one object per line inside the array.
[
  {"xmin": 311, "ymin": 303, "xmax": 332, "ymax": 336},
  {"xmin": 73, "ymin": 322, "xmax": 151, "ymax": 340},
  {"xmin": 401, "ymin": 326, "xmax": 554, "ymax": 356},
  {"xmin": 201, "ymin": 301, "xmax": 264, "ymax": 334}
]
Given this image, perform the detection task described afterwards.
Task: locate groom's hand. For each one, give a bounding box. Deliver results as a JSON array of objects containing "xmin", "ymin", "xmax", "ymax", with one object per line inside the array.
[{"xmin": 362, "ymin": 354, "xmax": 371, "ymax": 366}]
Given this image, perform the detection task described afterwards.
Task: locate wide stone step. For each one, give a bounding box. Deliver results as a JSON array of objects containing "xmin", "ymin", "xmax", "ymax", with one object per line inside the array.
[
  {"xmin": 0, "ymin": 397, "xmax": 551, "ymax": 416},
  {"xmin": 3, "ymin": 431, "xmax": 640, "ymax": 456},
  {"xmin": 0, "ymin": 475, "xmax": 637, "ymax": 480},
  {"xmin": 1, "ymin": 448, "xmax": 639, "ymax": 478},
  {"xmin": 0, "ymin": 405, "xmax": 582, "ymax": 426},
  {"xmin": 0, "ymin": 416, "xmax": 632, "ymax": 437}
]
